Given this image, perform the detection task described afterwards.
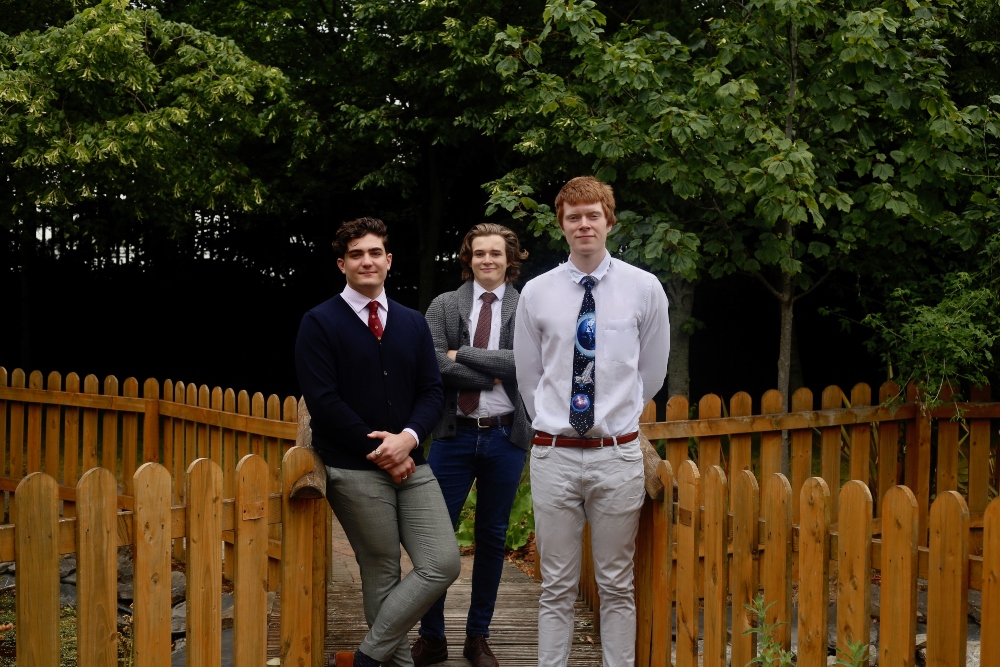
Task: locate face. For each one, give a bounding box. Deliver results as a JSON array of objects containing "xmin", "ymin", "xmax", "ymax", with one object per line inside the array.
[
  {"xmin": 469, "ymin": 235, "xmax": 508, "ymax": 290},
  {"xmin": 337, "ymin": 233, "xmax": 391, "ymax": 295},
  {"xmin": 560, "ymin": 201, "xmax": 612, "ymax": 258}
]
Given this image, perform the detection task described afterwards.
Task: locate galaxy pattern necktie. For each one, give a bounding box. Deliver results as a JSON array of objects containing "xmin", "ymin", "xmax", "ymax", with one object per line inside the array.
[
  {"xmin": 569, "ymin": 276, "xmax": 596, "ymax": 435},
  {"xmin": 367, "ymin": 301, "xmax": 383, "ymax": 340},
  {"xmin": 457, "ymin": 292, "xmax": 498, "ymax": 415}
]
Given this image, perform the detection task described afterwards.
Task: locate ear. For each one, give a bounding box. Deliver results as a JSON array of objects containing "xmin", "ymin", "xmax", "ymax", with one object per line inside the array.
[
  {"xmin": 337, "ymin": 258, "xmax": 346, "ymax": 274},
  {"xmin": 385, "ymin": 253, "xmax": 392, "ymax": 271}
]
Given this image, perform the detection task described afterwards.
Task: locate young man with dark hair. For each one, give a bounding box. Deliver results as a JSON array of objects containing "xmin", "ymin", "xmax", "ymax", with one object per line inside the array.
[
  {"xmin": 411, "ymin": 223, "xmax": 530, "ymax": 667},
  {"xmin": 296, "ymin": 217, "xmax": 460, "ymax": 667},
  {"xmin": 514, "ymin": 178, "xmax": 670, "ymax": 667}
]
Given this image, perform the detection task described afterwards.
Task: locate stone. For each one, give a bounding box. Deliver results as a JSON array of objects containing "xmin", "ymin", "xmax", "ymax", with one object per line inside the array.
[
  {"xmin": 171, "ymin": 571, "xmax": 186, "ymax": 605},
  {"xmin": 119, "ymin": 580, "xmax": 134, "ymax": 602},
  {"xmin": 969, "ymin": 589, "xmax": 982, "ymax": 625},
  {"xmin": 61, "ymin": 571, "xmax": 77, "ymax": 585},
  {"xmin": 221, "ymin": 593, "xmax": 234, "ymax": 620},
  {"xmin": 0, "ymin": 562, "xmax": 13, "ymax": 576},
  {"xmin": 0, "ymin": 575, "xmax": 14, "ymax": 590},
  {"xmin": 118, "ymin": 546, "xmax": 134, "ymax": 582},
  {"xmin": 828, "ymin": 657, "xmax": 839, "ymax": 666},
  {"xmin": 967, "ymin": 640, "xmax": 981, "ymax": 665},
  {"xmin": 59, "ymin": 555, "xmax": 76, "ymax": 579},
  {"xmin": 171, "ymin": 602, "xmax": 186, "ymax": 634},
  {"xmin": 915, "ymin": 634, "xmax": 927, "ymax": 650},
  {"xmin": 59, "ymin": 582, "xmax": 77, "ymax": 607}
]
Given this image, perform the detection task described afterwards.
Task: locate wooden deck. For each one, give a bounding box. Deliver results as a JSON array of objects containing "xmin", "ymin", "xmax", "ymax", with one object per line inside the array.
[{"xmin": 267, "ymin": 516, "xmax": 604, "ymax": 666}]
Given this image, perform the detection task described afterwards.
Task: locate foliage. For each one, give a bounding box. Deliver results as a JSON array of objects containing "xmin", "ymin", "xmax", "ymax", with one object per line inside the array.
[
  {"xmin": 836, "ymin": 639, "xmax": 870, "ymax": 667},
  {"xmin": 456, "ymin": 467, "xmax": 535, "ymax": 551},
  {"xmin": 742, "ymin": 594, "xmax": 793, "ymax": 667},
  {"xmin": 480, "ymin": 0, "xmax": 1000, "ymax": 396},
  {"xmin": 0, "ymin": 0, "xmax": 309, "ymax": 238}
]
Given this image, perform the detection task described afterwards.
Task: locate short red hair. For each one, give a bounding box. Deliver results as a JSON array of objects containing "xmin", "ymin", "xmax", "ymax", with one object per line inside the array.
[{"xmin": 555, "ymin": 176, "xmax": 616, "ymax": 226}]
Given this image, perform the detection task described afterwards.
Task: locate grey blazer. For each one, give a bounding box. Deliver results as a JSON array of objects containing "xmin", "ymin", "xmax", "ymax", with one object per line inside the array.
[{"xmin": 424, "ymin": 280, "xmax": 531, "ymax": 450}]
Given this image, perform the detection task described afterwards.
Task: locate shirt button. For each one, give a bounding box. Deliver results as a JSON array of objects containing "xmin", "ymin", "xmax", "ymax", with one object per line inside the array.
[
  {"xmin": 384, "ymin": 371, "xmax": 388, "ymax": 376},
  {"xmin": 387, "ymin": 400, "xmax": 392, "ymax": 406}
]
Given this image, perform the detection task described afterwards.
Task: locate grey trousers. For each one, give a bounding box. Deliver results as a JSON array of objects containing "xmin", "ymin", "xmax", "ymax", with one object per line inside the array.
[
  {"xmin": 326, "ymin": 464, "xmax": 461, "ymax": 665},
  {"xmin": 530, "ymin": 438, "xmax": 646, "ymax": 667}
]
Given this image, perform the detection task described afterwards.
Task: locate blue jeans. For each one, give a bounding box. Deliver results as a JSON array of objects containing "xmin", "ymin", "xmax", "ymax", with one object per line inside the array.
[{"xmin": 419, "ymin": 424, "xmax": 527, "ymax": 639}]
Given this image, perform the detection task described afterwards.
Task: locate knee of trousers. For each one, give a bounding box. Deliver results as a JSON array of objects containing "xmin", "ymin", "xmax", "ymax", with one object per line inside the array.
[{"xmin": 418, "ymin": 548, "xmax": 461, "ymax": 589}]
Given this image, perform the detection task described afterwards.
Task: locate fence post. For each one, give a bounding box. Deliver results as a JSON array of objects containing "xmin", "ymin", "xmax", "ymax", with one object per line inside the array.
[
  {"xmin": 797, "ymin": 477, "xmax": 830, "ymax": 667},
  {"xmin": 650, "ymin": 460, "xmax": 673, "ymax": 667},
  {"xmin": 281, "ymin": 446, "xmax": 317, "ymax": 666},
  {"xmin": 187, "ymin": 458, "xmax": 223, "ymax": 667},
  {"xmin": 730, "ymin": 470, "xmax": 759, "ymax": 667},
  {"xmin": 849, "ymin": 383, "xmax": 871, "ymax": 489},
  {"xmin": 27, "ymin": 370, "xmax": 43, "ymax": 474},
  {"xmin": 697, "ymin": 395, "xmax": 721, "ymax": 504},
  {"xmin": 820, "ymin": 386, "xmax": 843, "ymax": 518},
  {"xmin": 9, "ymin": 369, "xmax": 25, "ymax": 481},
  {"xmin": 836, "ymin": 480, "xmax": 872, "ymax": 659},
  {"xmin": 729, "ymin": 392, "xmax": 753, "ymax": 502},
  {"xmin": 134, "ymin": 462, "xmax": 173, "ymax": 667},
  {"xmin": 703, "ymin": 466, "xmax": 728, "ymax": 667},
  {"xmin": 760, "ymin": 390, "xmax": 783, "ymax": 483},
  {"xmin": 926, "ymin": 491, "xmax": 969, "ymax": 667},
  {"xmin": 880, "ymin": 485, "xmax": 918, "ymax": 667},
  {"xmin": 875, "ymin": 381, "xmax": 901, "ymax": 517},
  {"xmin": 665, "ymin": 396, "xmax": 689, "ymax": 479},
  {"xmin": 143, "ymin": 378, "xmax": 160, "ymax": 464},
  {"xmin": 790, "ymin": 387, "xmax": 813, "ymax": 526},
  {"xmin": 63, "ymin": 372, "xmax": 82, "ymax": 519},
  {"xmin": 122, "ymin": 378, "xmax": 139, "ymax": 496},
  {"xmin": 635, "ymin": 497, "xmax": 655, "ymax": 667},
  {"xmin": 234, "ymin": 454, "xmax": 269, "ymax": 667},
  {"xmin": 15, "ymin": 472, "xmax": 60, "ymax": 667},
  {"xmin": 982, "ymin": 498, "xmax": 1000, "ymax": 666},
  {"xmin": 675, "ymin": 460, "xmax": 700, "ymax": 667},
  {"xmin": 762, "ymin": 473, "xmax": 792, "ymax": 651},
  {"xmin": 935, "ymin": 380, "xmax": 960, "ymax": 496},
  {"xmin": 44, "ymin": 371, "xmax": 61, "ymax": 479},
  {"xmin": 77, "ymin": 468, "xmax": 119, "ymax": 667},
  {"xmin": 968, "ymin": 385, "xmax": 992, "ymax": 515}
]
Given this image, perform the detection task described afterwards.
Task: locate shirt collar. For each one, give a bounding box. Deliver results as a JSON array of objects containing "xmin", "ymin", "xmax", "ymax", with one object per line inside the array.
[
  {"xmin": 472, "ymin": 280, "xmax": 506, "ymax": 304},
  {"xmin": 565, "ymin": 251, "xmax": 612, "ymax": 284},
  {"xmin": 342, "ymin": 283, "xmax": 388, "ymax": 314}
]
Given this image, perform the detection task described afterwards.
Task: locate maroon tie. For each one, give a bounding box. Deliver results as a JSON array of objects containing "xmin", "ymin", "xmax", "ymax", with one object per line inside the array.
[
  {"xmin": 368, "ymin": 301, "xmax": 383, "ymax": 339},
  {"xmin": 457, "ymin": 292, "xmax": 498, "ymax": 415}
]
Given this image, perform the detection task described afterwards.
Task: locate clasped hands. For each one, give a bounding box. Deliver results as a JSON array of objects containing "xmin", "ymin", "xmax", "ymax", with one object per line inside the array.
[{"xmin": 366, "ymin": 431, "xmax": 417, "ymax": 484}]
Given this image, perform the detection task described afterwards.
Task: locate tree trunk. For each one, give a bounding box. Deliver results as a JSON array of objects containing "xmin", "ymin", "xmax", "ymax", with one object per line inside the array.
[
  {"xmin": 417, "ymin": 145, "xmax": 444, "ymax": 313},
  {"xmin": 664, "ymin": 277, "xmax": 695, "ymax": 400},
  {"xmin": 776, "ymin": 275, "xmax": 795, "ymax": 409},
  {"xmin": 18, "ymin": 219, "xmax": 33, "ymax": 369}
]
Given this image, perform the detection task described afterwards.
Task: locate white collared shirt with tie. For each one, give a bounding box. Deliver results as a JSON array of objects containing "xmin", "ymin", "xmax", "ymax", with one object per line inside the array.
[{"xmin": 514, "ymin": 250, "xmax": 670, "ymax": 667}]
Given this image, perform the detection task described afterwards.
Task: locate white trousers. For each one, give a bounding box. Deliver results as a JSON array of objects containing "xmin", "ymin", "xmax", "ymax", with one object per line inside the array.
[{"xmin": 530, "ymin": 437, "xmax": 646, "ymax": 667}]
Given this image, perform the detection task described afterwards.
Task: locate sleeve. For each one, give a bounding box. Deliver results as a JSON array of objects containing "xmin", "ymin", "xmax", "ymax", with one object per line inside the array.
[
  {"xmin": 638, "ymin": 279, "xmax": 671, "ymax": 405},
  {"xmin": 425, "ymin": 296, "xmax": 495, "ymax": 390},
  {"xmin": 294, "ymin": 311, "xmax": 375, "ymax": 458},
  {"xmin": 403, "ymin": 316, "xmax": 446, "ymax": 442},
  {"xmin": 513, "ymin": 287, "xmax": 543, "ymax": 421},
  {"xmin": 454, "ymin": 346, "xmax": 516, "ymax": 382}
]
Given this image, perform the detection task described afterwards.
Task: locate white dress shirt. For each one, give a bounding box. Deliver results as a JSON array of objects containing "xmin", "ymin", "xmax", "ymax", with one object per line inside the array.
[
  {"xmin": 513, "ymin": 252, "xmax": 670, "ymax": 437},
  {"xmin": 459, "ymin": 282, "xmax": 516, "ymax": 418},
  {"xmin": 340, "ymin": 284, "xmax": 419, "ymax": 445}
]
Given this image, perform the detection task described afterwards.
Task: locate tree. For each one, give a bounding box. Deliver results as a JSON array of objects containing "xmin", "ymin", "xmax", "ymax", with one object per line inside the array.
[
  {"xmin": 0, "ymin": 0, "xmax": 307, "ymax": 364},
  {"xmin": 483, "ymin": 0, "xmax": 999, "ymax": 406}
]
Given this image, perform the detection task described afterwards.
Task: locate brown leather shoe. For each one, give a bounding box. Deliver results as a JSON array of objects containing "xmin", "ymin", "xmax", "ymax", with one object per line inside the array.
[
  {"xmin": 411, "ymin": 636, "xmax": 448, "ymax": 667},
  {"xmin": 329, "ymin": 652, "xmax": 354, "ymax": 667},
  {"xmin": 463, "ymin": 636, "xmax": 499, "ymax": 667}
]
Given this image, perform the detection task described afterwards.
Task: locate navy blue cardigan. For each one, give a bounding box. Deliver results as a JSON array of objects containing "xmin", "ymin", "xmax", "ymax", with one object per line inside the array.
[{"xmin": 295, "ymin": 295, "xmax": 445, "ymax": 470}]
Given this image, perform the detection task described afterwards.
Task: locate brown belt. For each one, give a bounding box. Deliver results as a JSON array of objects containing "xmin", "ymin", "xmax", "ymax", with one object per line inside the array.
[
  {"xmin": 531, "ymin": 431, "xmax": 639, "ymax": 448},
  {"xmin": 457, "ymin": 414, "xmax": 514, "ymax": 428}
]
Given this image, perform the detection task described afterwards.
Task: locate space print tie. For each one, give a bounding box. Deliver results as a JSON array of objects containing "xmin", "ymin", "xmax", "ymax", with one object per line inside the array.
[
  {"xmin": 367, "ymin": 301, "xmax": 383, "ymax": 340},
  {"xmin": 569, "ymin": 276, "xmax": 596, "ymax": 436}
]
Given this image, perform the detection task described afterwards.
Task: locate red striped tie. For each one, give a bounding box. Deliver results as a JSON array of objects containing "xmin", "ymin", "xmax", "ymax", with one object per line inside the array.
[
  {"xmin": 457, "ymin": 292, "xmax": 498, "ymax": 415},
  {"xmin": 368, "ymin": 301, "xmax": 383, "ymax": 339}
]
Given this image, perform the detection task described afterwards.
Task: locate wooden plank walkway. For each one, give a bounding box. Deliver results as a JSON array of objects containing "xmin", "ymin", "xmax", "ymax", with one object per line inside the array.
[{"xmin": 267, "ymin": 515, "xmax": 604, "ymax": 666}]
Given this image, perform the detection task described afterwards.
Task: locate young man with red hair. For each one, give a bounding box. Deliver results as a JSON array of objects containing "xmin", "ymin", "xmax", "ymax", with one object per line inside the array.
[{"xmin": 514, "ymin": 177, "xmax": 670, "ymax": 667}]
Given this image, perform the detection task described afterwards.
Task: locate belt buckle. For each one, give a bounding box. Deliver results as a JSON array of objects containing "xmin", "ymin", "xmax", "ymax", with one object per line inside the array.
[{"xmin": 477, "ymin": 417, "xmax": 491, "ymax": 429}]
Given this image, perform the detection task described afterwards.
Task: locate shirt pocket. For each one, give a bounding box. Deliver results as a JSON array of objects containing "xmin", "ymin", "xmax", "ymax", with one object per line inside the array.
[{"xmin": 602, "ymin": 318, "xmax": 639, "ymax": 365}]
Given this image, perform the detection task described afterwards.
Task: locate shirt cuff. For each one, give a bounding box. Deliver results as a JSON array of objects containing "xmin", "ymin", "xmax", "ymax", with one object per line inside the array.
[{"xmin": 402, "ymin": 428, "xmax": 420, "ymax": 448}]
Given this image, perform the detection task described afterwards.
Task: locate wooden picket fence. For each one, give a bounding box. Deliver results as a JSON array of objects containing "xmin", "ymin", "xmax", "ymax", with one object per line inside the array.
[
  {"xmin": 593, "ymin": 381, "xmax": 1000, "ymax": 666},
  {"xmin": 8, "ymin": 448, "xmax": 328, "ymax": 667},
  {"xmin": 0, "ymin": 366, "xmax": 301, "ymax": 589}
]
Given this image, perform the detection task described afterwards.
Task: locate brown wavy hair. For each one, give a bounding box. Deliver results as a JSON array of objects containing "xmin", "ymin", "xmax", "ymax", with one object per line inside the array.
[
  {"xmin": 459, "ymin": 223, "xmax": 529, "ymax": 283},
  {"xmin": 332, "ymin": 217, "xmax": 389, "ymax": 257},
  {"xmin": 555, "ymin": 176, "xmax": 616, "ymax": 226}
]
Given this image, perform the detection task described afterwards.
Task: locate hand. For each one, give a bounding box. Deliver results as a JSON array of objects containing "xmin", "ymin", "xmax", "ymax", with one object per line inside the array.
[
  {"xmin": 366, "ymin": 431, "xmax": 417, "ymax": 470},
  {"xmin": 447, "ymin": 350, "xmax": 458, "ymax": 361},
  {"xmin": 386, "ymin": 458, "xmax": 416, "ymax": 484},
  {"xmin": 494, "ymin": 378, "xmax": 503, "ymax": 385}
]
